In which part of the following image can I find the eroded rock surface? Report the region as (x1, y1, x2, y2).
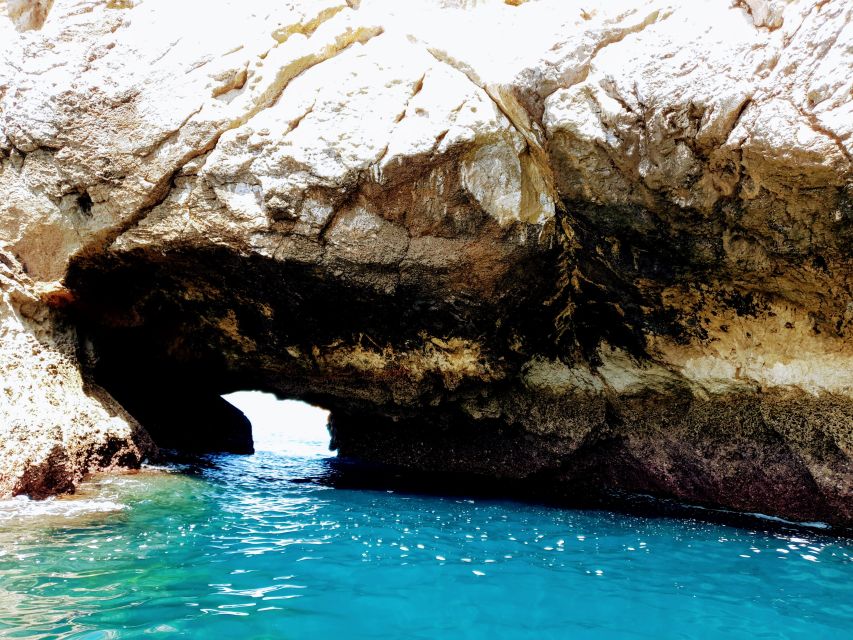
(1, 0, 851, 525)
(0, 247, 153, 497)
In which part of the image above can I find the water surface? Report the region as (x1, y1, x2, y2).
(0, 398, 851, 639)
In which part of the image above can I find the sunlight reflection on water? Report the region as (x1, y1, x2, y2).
(0, 394, 851, 639)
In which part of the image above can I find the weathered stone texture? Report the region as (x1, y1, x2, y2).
(1, 0, 851, 524)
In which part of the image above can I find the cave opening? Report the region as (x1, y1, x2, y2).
(222, 391, 332, 456)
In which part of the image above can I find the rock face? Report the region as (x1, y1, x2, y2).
(0, 247, 154, 497)
(1, 0, 851, 525)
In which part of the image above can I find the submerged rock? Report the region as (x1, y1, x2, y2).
(0, 0, 851, 524)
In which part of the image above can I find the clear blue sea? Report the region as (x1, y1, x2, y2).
(0, 395, 851, 639)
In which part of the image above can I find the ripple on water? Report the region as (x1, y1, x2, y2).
(0, 450, 851, 639)
(0, 494, 126, 522)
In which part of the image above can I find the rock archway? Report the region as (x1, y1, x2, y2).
(1, 0, 852, 526)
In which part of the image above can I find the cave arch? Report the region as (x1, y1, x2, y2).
(223, 391, 331, 455)
(63, 236, 853, 529)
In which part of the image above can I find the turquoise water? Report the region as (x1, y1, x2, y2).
(1, 408, 852, 639)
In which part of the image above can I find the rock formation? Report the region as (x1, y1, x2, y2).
(1, 0, 851, 525)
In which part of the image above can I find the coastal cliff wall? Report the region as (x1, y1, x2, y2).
(1, 0, 851, 525)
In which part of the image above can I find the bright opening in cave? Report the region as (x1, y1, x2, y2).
(222, 391, 332, 455)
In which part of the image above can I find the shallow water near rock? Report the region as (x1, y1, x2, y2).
(1, 417, 852, 640)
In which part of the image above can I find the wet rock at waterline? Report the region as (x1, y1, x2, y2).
(1, 0, 851, 525)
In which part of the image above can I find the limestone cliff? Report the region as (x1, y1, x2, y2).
(1, 0, 851, 525)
